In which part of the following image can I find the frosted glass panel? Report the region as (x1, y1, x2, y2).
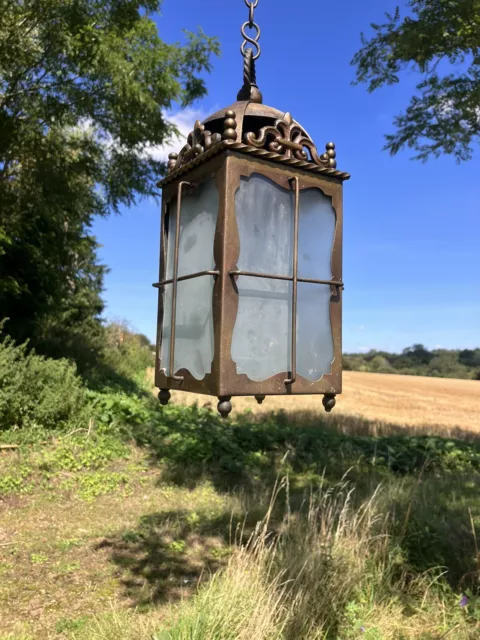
(160, 276, 215, 380)
(298, 188, 336, 281)
(231, 276, 292, 381)
(296, 283, 333, 381)
(165, 179, 218, 280)
(232, 179, 336, 382)
(235, 174, 294, 276)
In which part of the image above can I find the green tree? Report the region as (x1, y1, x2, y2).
(429, 350, 468, 378)
(0, 0, 219, 367)
(352, 1, 480, 161)
(459, 349, 480, 368)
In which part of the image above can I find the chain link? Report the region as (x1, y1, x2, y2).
(241, 0, 261, 61)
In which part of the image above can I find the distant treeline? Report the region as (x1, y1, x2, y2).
(343, 344, 480, 380)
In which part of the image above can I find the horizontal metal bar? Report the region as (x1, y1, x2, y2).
(229, 269, 343, 288)
(153, 270, 220, 288)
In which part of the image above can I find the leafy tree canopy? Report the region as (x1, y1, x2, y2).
(0, 0, 219, 366)
(343, 345, 480, 380)
(352, 0, 480, 161)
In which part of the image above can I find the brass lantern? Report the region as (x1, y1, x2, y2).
(154, 1, 350, 418)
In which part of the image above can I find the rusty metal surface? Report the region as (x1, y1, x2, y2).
(216, 153, 343, 398)
(228, 270, 343, 288)
(246, 112, 337, 169)
(155, 154, 228, 398)
(203, 101, 283, 126)
(155, 147, 344, 401)
(154, 0, 347, 411)
(153, 270, 219, 288)
(165, 107, 349, 181)
(161, 139, 350, 185)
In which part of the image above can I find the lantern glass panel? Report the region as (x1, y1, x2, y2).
(297, 283, 334, 380)
(232, 175, 336, 382)
(296, 188, 336, 381)
(232, 275, 292, 381)
(161, 276, 215, 379)
(298, 188, 336, 280)
(235, 174, 294, 276)
(160, 179, 218, 380)
(232, 174, 293, 380)
(164, 179, 218, 279)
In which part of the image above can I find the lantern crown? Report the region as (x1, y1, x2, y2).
(161, 1, 349, 186)
(161, 101, 350, 186)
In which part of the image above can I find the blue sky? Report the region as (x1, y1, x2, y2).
(92, 0, 480, 353)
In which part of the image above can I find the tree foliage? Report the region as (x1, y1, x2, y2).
(343, 344, 480, 379)
(352, 0, 480, 161)
(0, 0, 219, 366)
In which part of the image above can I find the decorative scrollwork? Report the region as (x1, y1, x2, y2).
(169, 120, 222, 173)
(244, 112, 337, 169)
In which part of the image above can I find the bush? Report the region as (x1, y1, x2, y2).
(0, 331, 86, 431)
(103, 322, 154, 381)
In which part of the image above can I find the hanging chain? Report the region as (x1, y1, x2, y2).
(238, 0, 263, 103)
(241, 0, 261, 61)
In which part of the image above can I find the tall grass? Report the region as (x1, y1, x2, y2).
(81, 479, 473, 640)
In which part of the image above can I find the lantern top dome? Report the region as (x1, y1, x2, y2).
(161, 100, 350, 186)
(160, 1, 350, 186)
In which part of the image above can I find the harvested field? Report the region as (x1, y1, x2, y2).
(161, 371, 480, 436)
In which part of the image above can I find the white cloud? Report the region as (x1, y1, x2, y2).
(143, 108, 210, 163)
(75, 107, 211, 164)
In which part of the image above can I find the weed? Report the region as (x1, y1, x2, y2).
(55, 616, 90, 633)
(167, 540, 186, 554)
(30, 553, 48, 565)
(56, 561, 81, 574)
(77, 472, 128, 502)
(56, 538, 81, 552)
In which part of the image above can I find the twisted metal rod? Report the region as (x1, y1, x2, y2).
(237, 0, 262, 103)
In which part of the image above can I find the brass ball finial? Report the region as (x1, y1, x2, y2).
(167, 152, 178, 173)
(222, 110, 238, 141)
(217, 396, 233, 419)
(326, 143, 337, 169)
(322, 394, 336, 413)
(159, 389, 171, 406)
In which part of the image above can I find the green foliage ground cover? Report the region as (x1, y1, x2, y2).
(2, 335, 480, 638)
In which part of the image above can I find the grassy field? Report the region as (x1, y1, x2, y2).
(1, 371, 480, 639)
(165, 370, 480, 435)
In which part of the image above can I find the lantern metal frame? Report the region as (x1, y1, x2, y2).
(154, 102, 350, 416)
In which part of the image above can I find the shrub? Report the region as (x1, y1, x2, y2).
(103, 322, 154, 381)
(0, 331, 86, 431)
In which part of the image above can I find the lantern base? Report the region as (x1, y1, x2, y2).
(158, 389, 171, 406)
(217, 396, 233, 419)
(255, 395, 266, 405)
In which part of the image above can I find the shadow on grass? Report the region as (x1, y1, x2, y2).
(127, 403, 480, 595)
(135, 404, 480, 491)
(96, 504, 267, 608)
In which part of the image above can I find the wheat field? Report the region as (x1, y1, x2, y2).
(159, 371, 480, 435)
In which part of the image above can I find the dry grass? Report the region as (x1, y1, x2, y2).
(153, 480, 476, 640)
(160, 371, 480, 436)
